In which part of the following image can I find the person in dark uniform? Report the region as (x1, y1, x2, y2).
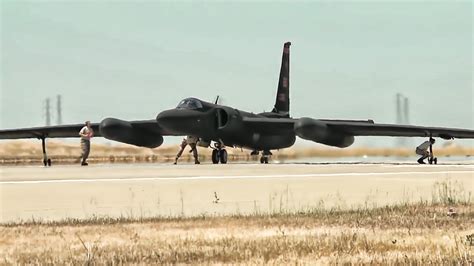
(78, 121, 93, 166)
(174, 136, 200, 164)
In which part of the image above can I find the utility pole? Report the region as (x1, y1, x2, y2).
(395, 93, 410, 125)
(403, 97, 409, 125)
(56, 95, 63, 125)
(396, 93, 403, 125)
(45, 98, 51, 126)
(403, 96, 411, 148)
(395, 93, 410, 147)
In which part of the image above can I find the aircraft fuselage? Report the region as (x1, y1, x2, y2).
(156, 99, 296, 151)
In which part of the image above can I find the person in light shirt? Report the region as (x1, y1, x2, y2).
(415, 138, 435, 164)
(174, 135, 200, 165)
(78, 121, 94, 166)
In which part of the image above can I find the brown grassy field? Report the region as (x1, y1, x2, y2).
(0, 140, 472, 164)
(1, 202, 472, 264)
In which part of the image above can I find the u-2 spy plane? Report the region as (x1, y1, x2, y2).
(1, 42, 474, 165)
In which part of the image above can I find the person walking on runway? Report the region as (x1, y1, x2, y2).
(79, 121, 94, 166)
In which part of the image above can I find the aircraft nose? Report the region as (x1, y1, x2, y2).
(156, 109, 202, 132)
(156, 109, 176, 125)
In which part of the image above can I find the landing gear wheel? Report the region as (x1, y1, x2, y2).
(211, 149, 220, 164)
(212, 141, 228, 164)
(428, 136, 438, 165)
(43, 158, 52, 167)
(219, 149, 228, 164)
(250, 150, 259, 156)
(41, 137, 51, 167)
(259, 150, 271, 164)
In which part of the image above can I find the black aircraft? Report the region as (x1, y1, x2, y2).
(1, 42, 474, 165)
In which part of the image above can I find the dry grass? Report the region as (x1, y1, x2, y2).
(0, 140, 472, 165)
(1, 202, 472, 264)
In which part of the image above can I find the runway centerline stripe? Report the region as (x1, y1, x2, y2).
(1, 171, 472, 185)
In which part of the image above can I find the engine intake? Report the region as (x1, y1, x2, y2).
(99, 118, 163, 148)
(294, 117, 354, 148)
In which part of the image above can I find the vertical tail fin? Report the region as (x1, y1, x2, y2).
(272, 42, 291, 116)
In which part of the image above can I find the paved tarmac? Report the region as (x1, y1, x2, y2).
(1, 162, 472, 223)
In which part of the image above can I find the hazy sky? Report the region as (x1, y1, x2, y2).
(1, 1, 472, 147)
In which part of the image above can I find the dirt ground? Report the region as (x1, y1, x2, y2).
(1, 203, 472, 264)
(1, 139, 472, 164)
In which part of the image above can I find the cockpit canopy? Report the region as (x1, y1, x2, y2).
(176, 98, 203, 110)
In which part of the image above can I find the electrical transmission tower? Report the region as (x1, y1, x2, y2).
(44, 98, 52, 126)
(403, 97, 409, 125)
(56, 95, 63, 125)
(396, 93, 403, 125)
(395, 93, 410, 147)
(395, 93, 410, 125)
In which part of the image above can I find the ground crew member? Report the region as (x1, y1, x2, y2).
(79, 121, 93, 166)
(174, 136, 200, 164)
(415, 138, 435, 164)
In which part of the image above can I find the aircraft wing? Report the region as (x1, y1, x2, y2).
(0, 124, 101, 139)
(242, 117, 474, 139)
(0, 119, 172, 140)
(326, 121, 474, 139)
(242, 117, 296, 134)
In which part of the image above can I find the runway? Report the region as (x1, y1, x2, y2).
(1, 162, 473, 223)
